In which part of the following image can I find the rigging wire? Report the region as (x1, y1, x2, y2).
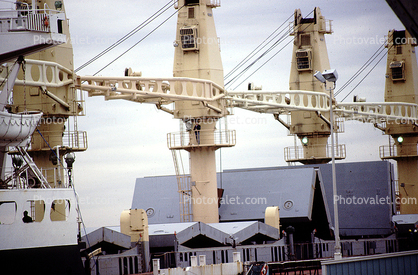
(340, 44, 392, 102)
(230, 33, 293, 90)
(92, 4, 185, 76)
(224, 12, 295, 81)
(74, 0, 174, 73)
(224, 28, 291, 89)
(227, 10, 315, 90)
(335, 41, 388, 98)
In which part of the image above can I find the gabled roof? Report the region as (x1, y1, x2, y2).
(209, 221, 280, 245)
(81, 227, 131, 255)
(149, 222, 229, 248)
(148, 221, 280, 249)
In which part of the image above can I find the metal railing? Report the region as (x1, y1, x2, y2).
(379, 143, 418, 159)
(173, 0, 221, 8)
(30, 130, 87, 151)
(167, 129, 236, 149)
(2, 158, 73, 189)
(0, 5, 65, 33)
(63, 130, 88, 151)
(284, 144, 346, 162)
(289, 18, 333, 35)
(207, 0, 221, 8)
(38, 166, 72, 188)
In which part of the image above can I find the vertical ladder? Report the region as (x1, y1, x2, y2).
(171, 149, 193, 222)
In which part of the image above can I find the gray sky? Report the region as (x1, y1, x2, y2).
(64, 0, 410, 227)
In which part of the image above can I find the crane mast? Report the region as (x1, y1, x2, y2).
(172, 0, 229, 223)
(381, 29, 418, 214)
(286, 8, 345, 164)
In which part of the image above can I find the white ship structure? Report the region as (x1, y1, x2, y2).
(0, 2, 83, 274)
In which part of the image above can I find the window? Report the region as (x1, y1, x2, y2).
(25, 200, 45, 222)
(188, 7, 195, 19)
(0, 201, 16, 224)
(50, 199, 70, 221)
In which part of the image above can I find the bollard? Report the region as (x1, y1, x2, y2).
(190, 256, 198, 267)
(199, 255, 206, 266)
(152, 259, 160, 275)
(233, 252, 241, 262)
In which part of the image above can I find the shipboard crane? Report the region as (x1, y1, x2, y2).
(77, 4, 418, 223)
(77, 0, 235, 224)
(380, 29, 418, 215)
(226, 8, 418, 166)
(286, 8, 345, 164)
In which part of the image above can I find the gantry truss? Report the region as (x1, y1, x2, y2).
(76, 76, 226, 106)
(0, 59, 88, 152)
(75, 75, 418, 127)
(226, 90, 418, 123)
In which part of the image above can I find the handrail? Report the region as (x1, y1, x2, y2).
(29, 130, 88, 151)
(0, 6, 65, 18)
(167, 129, 236, 149)
(284, 144, 346, 162)
(379, 143, 418, 159)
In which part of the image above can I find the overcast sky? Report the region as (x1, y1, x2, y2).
(62, 0, 412, 228)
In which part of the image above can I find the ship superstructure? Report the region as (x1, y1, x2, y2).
(8, 0, 87, 188)
(0, 1, 84, 273)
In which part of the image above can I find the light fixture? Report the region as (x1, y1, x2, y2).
(314, 69, 338, 83)
(301, 136, 309, 146)
(65, 152, 76, 169)
(314, 71, 326, 83)
(322, 69, 338, 82)
(54, 1, 63, 9)
(397, 136, 404, 144)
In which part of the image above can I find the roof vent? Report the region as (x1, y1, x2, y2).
(180, 26, 199, 51)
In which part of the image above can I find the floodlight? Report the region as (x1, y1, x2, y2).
(314, 71, 326, 83)
(322, 69, 338, 82)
